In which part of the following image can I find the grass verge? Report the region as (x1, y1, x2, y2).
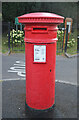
(66, 39, 77, 55)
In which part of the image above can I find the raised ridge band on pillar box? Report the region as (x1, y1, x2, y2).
(18, 12, 64, 110)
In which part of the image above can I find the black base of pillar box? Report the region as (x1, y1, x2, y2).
(25, 100, 55, 117)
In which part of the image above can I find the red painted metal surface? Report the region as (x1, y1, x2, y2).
(25, 43, 56, 109)
(18, 12, 64, 110)
(18, 12, 64, 23)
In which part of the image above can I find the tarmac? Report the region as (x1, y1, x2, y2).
(1, 53, 78, 119)
(2, 80, 77, 119)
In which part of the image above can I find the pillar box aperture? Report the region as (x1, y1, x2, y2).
(18, 12, 64, 110)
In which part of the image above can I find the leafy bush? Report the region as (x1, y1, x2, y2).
(5, 29, 76, 49)
(67, 38, 75, 48)
(57, 30, 76, 49)
(6, 29, 24, 46)
(57, 30, 64, 42)
(6, 29, 64, 46)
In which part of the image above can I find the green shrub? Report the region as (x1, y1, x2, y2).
(6, 29, 64, 46)
(57, 30, 64, 42)
(6, 29, 76, 49)
(67, 38, 75, 48)
(57, 30, 76, 49)
(6, 29, 24, 46)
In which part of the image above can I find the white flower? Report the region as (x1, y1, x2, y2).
(13, 29, 15, 33)
(13, 34, 14, 37)
(15, 40, 17, 42)
(62, 31, 64, 33)
(17, 35, 20, 37)
(72, 38, 75, 41)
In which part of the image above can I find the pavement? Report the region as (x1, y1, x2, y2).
(65, 52, 79, 58)
(1, 53, 78, 119)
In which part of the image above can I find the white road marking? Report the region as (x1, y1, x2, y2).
(16, 61, 25, 64)
(14, 64, 25, 66)
(18, 71, 25, 77)
(55, 79, 77, 86)
(2, 78, 25, 81)
(8, 61, 25, 77)
(1, 78, 77, 86)
(7, 60, 77, 86)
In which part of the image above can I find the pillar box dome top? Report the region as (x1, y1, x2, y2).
(18, 12, 64, 24)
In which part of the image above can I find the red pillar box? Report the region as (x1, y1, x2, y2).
(18, 12, 64, 110)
